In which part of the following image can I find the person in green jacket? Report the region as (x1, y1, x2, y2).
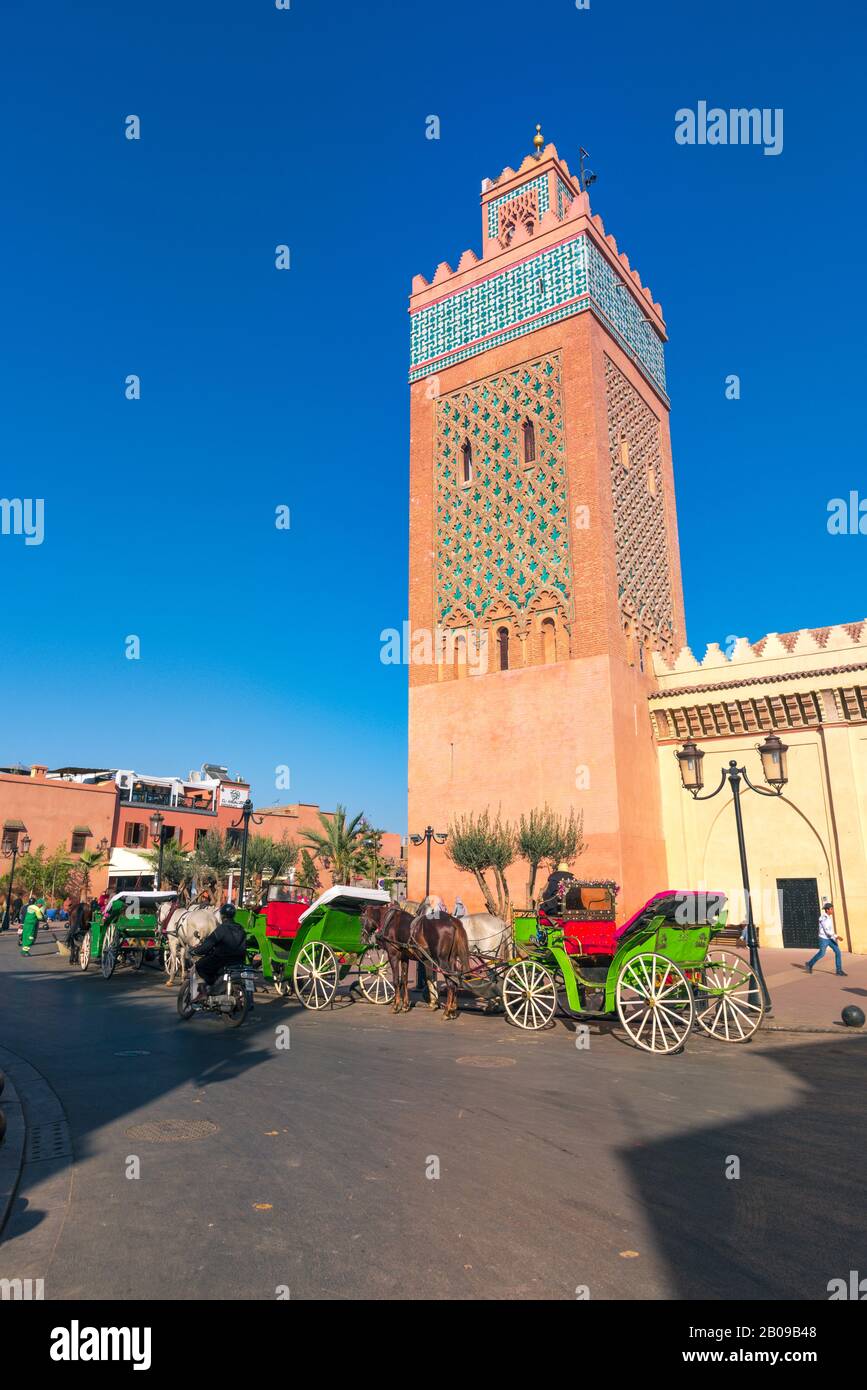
(20, 897, 46, 955)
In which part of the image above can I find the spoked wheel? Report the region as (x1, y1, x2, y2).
(616, 952, 694, 1054)
(78, 932, 91, 972)
(127, 949, 144, 971)
(177, 981, 195, 1020)
(693, 951, 764, 1042)
(293, 941, 338, 1010)
(357, 947, 395, 1006)
(222, 978, 250, 1028)
(100, 926, 118, 979)
(165, 949, 180, 985)
(502, 959, 558, 1030)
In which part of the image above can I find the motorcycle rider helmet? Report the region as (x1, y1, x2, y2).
(221, 901, 236, 918)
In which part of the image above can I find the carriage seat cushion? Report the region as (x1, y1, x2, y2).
(264, 901, 306, 938)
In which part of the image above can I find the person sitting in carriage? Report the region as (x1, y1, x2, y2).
(538, 862, 573, 918)
(188, 901, 248, 1000)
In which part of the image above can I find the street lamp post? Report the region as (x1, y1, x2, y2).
(149, 812, 167, 890)
(675, 734, 789, 1015)
(2, 822, 31, 932)
(409, 826, 448, 993)
(232, 799, 264, 908)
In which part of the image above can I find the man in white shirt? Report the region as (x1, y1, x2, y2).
(806, 902, 847, 976)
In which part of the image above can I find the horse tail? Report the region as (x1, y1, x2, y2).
(450, 921, 470, 976)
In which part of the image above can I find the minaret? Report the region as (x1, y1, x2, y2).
(407, 131, 685, 916)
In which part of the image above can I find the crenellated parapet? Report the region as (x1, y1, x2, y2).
(409, 140, 667, 400)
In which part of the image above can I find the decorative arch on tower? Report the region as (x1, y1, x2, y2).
(527, 588, 571, 664)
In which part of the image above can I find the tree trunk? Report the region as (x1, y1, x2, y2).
(472, 868, 498, 916)
(494, 867, 511, 920)
(526, 860, 541, 911)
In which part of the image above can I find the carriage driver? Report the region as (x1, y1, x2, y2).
(189, 902, 248, 999)
(538, 862, 573, 918)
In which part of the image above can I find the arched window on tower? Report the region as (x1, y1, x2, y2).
(461, 439, 473, 485)
(497, 626, 510, 671)
(453, 632, 467, 680)
(541, 616, 556, 664)
(522, 417, 536, 466)
(619, 431, 630, 470)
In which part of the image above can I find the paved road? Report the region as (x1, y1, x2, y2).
(1, 930, 865, 1300)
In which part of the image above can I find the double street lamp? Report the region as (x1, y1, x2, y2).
(409, 825, 448, 995)
(232, 798, 265, 907)
(676, 733, 789, 1014)
(2, 821, 31, 932)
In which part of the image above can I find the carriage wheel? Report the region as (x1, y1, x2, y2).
(101, 926, 118, 979)
(502, 960, 557, 1030)
(693, 951, 764, 1042)
(616, 952, 694, 1053)
(127, 949, 144, 971)
(164, 948, 179, 984)
(293, 942, 338, 1010)
(357, 948, 395, 1006)
(78, 933, 91, 972)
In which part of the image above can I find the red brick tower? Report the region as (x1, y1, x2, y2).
(407, 133, 686, 917)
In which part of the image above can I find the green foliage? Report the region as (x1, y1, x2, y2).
(303, 804, 366, 885)
(297, 848, 320, 893)
(142, 838, 193, 896)
(446, 809, 516, 916)
(192, 831, 236, 902)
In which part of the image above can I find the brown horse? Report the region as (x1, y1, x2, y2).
(360, 900, 470, 1020)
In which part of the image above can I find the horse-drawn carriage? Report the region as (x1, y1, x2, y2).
(362, 885, 764, 1053)
(238, 886, 396, 1009)
(76, 890, 178, 979)
(501, 889, 764, 1050)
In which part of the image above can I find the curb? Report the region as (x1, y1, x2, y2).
(0, 1052, 26, 1238)
(761, 1023, 867, 1036)
(0, 1046, 73, 1243)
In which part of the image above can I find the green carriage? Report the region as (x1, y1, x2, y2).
(496, 890, 764, 1052)
(238, 886, 395, 1010)
(77, 890, 177, 979)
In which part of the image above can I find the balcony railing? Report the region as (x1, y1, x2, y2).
(122, 788, 217, 814)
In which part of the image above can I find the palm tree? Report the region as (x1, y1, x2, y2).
(142, 839, 193, 900)
(303, 805, 366, 886)
(192, 831, 236, 904)
(71, 847, 108, 902)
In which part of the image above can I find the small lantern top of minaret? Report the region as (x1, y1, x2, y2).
(532, 123, 544, 156)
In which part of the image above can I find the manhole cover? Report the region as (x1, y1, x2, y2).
(114, 1050, 151, 1057)
(455, 1055, 516, 1068)
(125, 1119, 219, 1143)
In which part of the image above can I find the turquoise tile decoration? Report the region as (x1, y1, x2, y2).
(410, 232, 667, 399)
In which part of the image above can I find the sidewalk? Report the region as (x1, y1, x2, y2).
(741, 945, 867, 1031)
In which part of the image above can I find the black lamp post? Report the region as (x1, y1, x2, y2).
(409, 826, 448, 993)
(2, 822, 31, 932)
(149, 811, 168, 889)
(232, 799, 264, 908)
(676, 734, 789, 1014)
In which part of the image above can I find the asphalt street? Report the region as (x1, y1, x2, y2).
(1, 929, 865, 1300)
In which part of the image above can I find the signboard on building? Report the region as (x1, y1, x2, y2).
(219, 785, 249, 809)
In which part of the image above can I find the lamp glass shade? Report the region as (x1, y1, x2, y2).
(21, 834, 31, 854)
(149, 811, 164, 839)
(758, 734, 788, 788)
(676, 740, 705, 792)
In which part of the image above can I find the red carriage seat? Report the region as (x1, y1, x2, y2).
(263, 900, 306, 940)
(537, 907, 619, 958)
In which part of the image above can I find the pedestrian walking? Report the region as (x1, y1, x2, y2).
(20, 897, 46, 955)
(805, 902, 847, 976)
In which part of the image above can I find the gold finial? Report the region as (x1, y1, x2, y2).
(533, 123, 544, 155)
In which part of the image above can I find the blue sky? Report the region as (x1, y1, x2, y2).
(1, 0, 864, 833)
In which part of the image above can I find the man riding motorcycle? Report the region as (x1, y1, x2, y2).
(189, 902, 248, 1000)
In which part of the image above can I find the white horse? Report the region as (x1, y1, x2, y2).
(420, 898, 511, 960)
(158, 901, 222, 984)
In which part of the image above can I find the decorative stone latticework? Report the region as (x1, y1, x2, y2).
(434, 353, 572, 645)
(605, 355, 674, 652)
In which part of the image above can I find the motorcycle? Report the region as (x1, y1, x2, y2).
(177, 961, 255, 1028)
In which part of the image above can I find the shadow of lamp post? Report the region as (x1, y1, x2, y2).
(2, 821, 31, 932)
(675, 734, 789, 1015)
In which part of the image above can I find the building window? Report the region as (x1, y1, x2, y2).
(195, 828, 209, 849)
(461, 439, 473, 485)
(522, 418, 536, 465)
(619, 431, 630, 469)
(453, 632, 468, 680)
(70, 832, 88, 854)
(124, 822, 147, 848)
(541, 616, 556, 664)
(638, 641, 645, 673)
(646, 463, 657, 497)
(497, 626, 510, 671)
(227, 828, 243, 850)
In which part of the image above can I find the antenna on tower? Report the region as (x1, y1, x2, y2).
(578, 146, 597, 194)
